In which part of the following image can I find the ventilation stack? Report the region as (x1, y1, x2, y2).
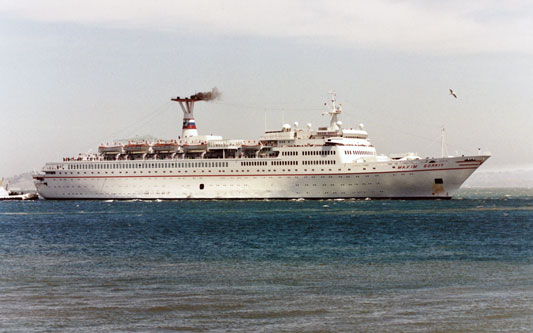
(171, 96, 202, 138)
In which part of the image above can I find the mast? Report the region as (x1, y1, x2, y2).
(324, 90, 342, 131)
(440, 128, 443, 158)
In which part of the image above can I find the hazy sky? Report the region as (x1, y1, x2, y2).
(1, 0, 532, 177)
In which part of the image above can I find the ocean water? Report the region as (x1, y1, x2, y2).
(1, 188, 533, 332)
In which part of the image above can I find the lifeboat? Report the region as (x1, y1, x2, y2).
(182, 141, 207, 152)
(123, 142, 150, 154)
(98, 144, 124, 154)
(241, 140, 262, 150)
(151, 140, 180, 153)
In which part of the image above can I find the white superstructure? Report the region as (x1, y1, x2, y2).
(33, 92, 490, 200)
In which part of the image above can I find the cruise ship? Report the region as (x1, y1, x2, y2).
(33, 91, 489, 200)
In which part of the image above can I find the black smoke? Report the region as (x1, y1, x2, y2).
(190, 87, 221, 101)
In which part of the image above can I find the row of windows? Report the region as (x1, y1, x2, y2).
(281, 151, 298, 156)
(65, 159, 310, 171)
(345, 150, 373, 155)
(271, 161, 298, 166)
(241, 161, 268, 166)
(302, 160, 336, 165)
(67, 161, 230, 170)
(302, 151, 335, 156)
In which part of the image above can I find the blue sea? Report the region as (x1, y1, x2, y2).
(1, 188, 533, 332)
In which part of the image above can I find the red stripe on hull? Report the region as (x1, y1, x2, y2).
(39, 166, 480, 180)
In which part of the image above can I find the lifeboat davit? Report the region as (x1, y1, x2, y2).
(241, 140, 262, 150)
(182, 141, 207, 152)
(123, 142, 150, 154)
(151, 140, 180, 153)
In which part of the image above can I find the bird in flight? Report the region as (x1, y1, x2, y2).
(449, 89, 457, 98)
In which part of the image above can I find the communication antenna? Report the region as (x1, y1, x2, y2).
(323, 90, 342, 131)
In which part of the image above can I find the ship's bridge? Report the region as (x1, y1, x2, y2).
(341, 128, 368, 139)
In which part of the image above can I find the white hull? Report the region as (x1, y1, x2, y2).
(34, 155, 488, 200)
(34, 91, 490, 200)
